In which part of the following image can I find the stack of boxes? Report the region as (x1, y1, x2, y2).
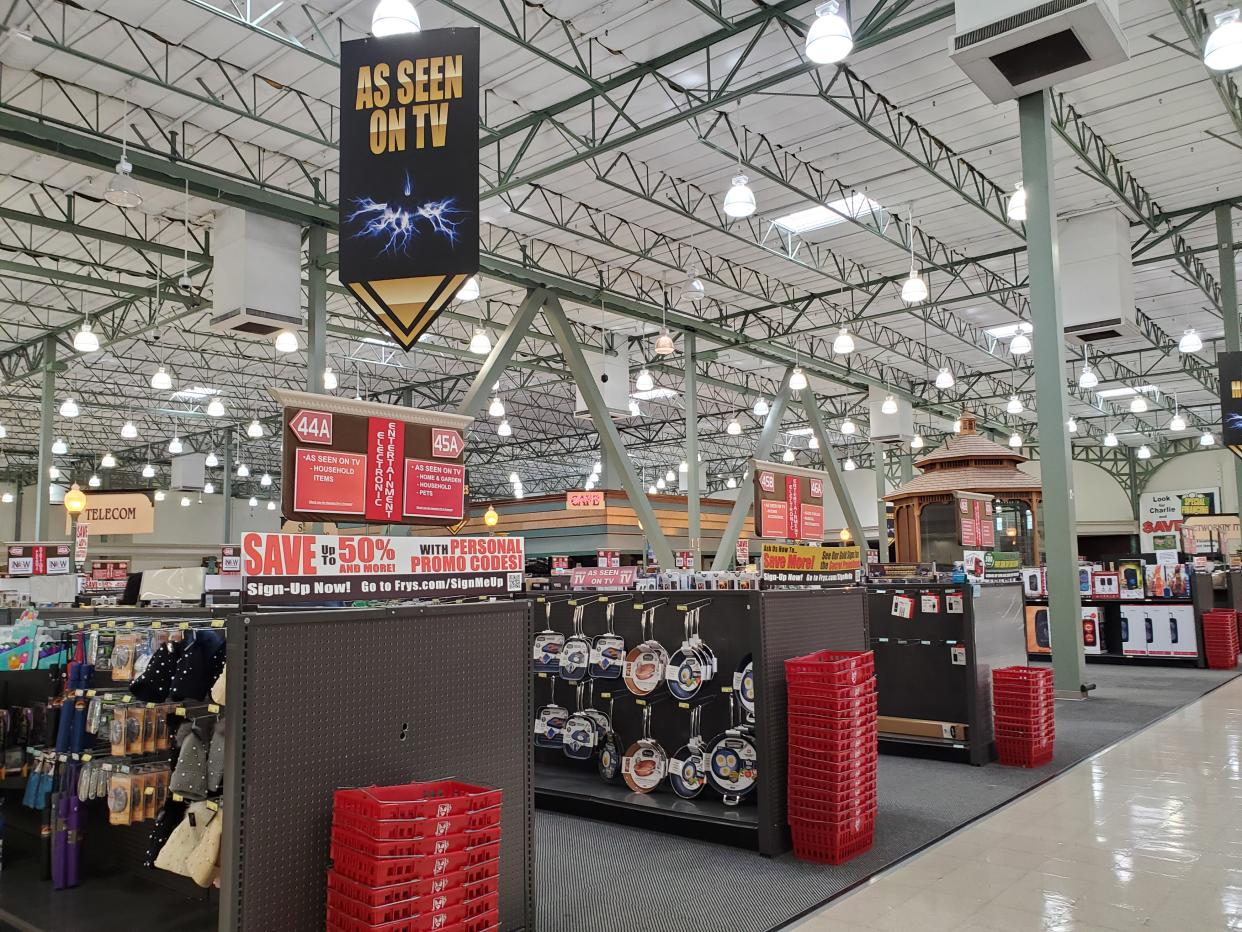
(326, 780, 502, 932)
(1203, 610, 1240, 669)
(784, 650, 878, 865)
(992, 666, 1055, 768)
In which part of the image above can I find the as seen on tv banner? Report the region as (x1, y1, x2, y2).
(750, 459, 826, 542)
(339, 28, 480, 349)
(272, 388, 471, 527)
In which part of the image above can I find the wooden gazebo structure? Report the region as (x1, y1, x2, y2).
(886, 414, 1043, 563)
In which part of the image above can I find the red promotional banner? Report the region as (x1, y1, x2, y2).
(761, 500, 789, 538)
(32, 546, 46, 576)
(367, 417, 405, 522)
(294, 449, 367, 515)
(785, 476, 801, 543)
(403, 459, 466, 520)
(801, 504, 824, 541)
(570, 566, 637, 589)
(752, 459, 829, 542)
(979, 500, 996, 548)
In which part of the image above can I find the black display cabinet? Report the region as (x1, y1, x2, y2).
(868, 581, 1026, 765)
(527, 588, 868, 856)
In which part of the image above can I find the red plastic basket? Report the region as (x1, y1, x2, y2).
(787, 690, 878, 718)
(333, 804, 501, 842)
(330, 840, 500, 887)
(790, 812, 875, 865)
(327, 875, 495, 926)
(789, 740, 877, 768)
(785, 650, 875, 686)
(326, 860, 499, 910)
(331, 824, 501, 861)
(327, 891, 498, 932)
(996, 736, 1054, 768)
(787, 678, 875, 701)
(334, 781, 502, 823)
(788, 760, 877, 790)
(993, 666, 1052, 684)
(1207, 652, 1239, 670)
(788, 786, 877, 819)
(788, 724, 875, 753)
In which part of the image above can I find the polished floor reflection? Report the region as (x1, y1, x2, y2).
(794, 676, 1242, 931)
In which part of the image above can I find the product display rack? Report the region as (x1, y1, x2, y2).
(221, 600, 534, 932)
(527, 588, 869, 855)
(867, 581, 1027, 766)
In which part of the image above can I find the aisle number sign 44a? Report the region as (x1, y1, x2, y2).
(291, 410, 333, 445)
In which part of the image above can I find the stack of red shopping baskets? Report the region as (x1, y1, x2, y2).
(992, 667, 1054, 768)
(1203, 610, 1240, 669)
(326, 780, 502, 932)
(785, 650, 877, 865)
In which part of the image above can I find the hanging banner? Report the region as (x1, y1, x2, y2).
(74, 523, 90, 566)
(954, 492, 994, 549)
(240, 532, 524, 605)
(339, 29, 480, 349)
(62, 491, 155, 535)
(1138, 487, 1219, 552)
(274, 389, 471, 526)
(751, 459, 826, 542)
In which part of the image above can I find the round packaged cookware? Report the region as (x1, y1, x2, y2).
(668, 707, 708, 800)
(621, 707, 667, 794)
(589, 601, 625, 679)
(562, 712, 598, 760)
(560, 602, 590, 682)
(598, 730, 623, 783)
(733, 654, 756, 719)
(705, 727, 758, 805)
(666, 605, 713, 700)
(623, 606, 668, 696)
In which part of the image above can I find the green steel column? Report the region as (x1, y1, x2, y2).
(1019, 90, 1085, 696)
(1217, 205, 1242, 510)
(307, 225, 327, 393)
(873, 443, 887, 562)
(802, 393, 867, 564)
(222, 430, 234, 543)
(684, 332, 701, 568)
(901, 452, 913, 485)
(34, 336, 56, 540)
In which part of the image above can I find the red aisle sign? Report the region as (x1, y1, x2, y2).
(761, 500, 789, 538)
(979, 500, 996, 548)
(431, 427, 464, 458)
(290, 409, 333, 445)
(404, 459, 466, 520)
(785, 476, 801, 542)
(294, 449, 366, 515)
(367, 417, 405, 522)
(801, 504, 824, 541)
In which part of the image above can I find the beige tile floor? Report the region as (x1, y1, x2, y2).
(794, 676, 1242, 932)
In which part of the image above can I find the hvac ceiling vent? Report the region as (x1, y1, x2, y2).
(207, 207, 304, 338)
(573, 346, 633, 421)
(950, 0, 1129, 104)
(1060, 209, 1140, 345)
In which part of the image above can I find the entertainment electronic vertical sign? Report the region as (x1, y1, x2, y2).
(339, 29, 480, 350)
(1220, 351, 1242, 461)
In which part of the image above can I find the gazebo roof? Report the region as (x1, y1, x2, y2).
(887, 414, 1040, 501)
(912, 414, 1028, 470)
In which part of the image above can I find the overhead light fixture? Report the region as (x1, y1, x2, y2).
(247, 419, 264, 439)
(260, 472, 272, 487)
(168, 436, 184, 455)
(1204, 9, 1242, 71)
(0, 425, 5, 439)
(104, 156, 142, 209)
(456, 275, 480, 302)
(1007, 182, 1027, 223)
(180, 496, 192, 508)
(843, 457, 856, 471)
(1067, 417, 1077, 434)
(1007, 395, 1024, 415)
(649, 484, 659, 495)
(789, 367, 808, 392)
(488, 396, 505, 418)
(267, 500, 276, 511)
(809, 435, 819, 449)
(653, 329, 676, 356)
(935, 367, 955, 390)
(178, 271, 192, 290)
(154, 488, 166, 501)
(901, 270, 928, 305)
(206, 398, 226, 418)
(1009, 331, 1032, 355)
(679, 459, 689, 473)
(727, 476, 737, 489)
(840, 418, 856, 435)
(469, 329, 492, 355)
(48, 465, 60, 480)
(509, 472, 520, 484)
(323, 367, 339, 391)
(911, 434, 924, 450)
(1130, 395, 1149, 414)
(203, 481, 215, 494)
(727, 418, 742, 436)
(1078, 364, 1099, 390)
(142, 463, 156, 478)
(59, 397, 80, 418)
(497, 419, 512, 437)
(782, 448, 795, 463)
(1179, 329, 1203, 354)
(804, 1, 853, 64)
(123, 423, 139, 442)
(248, 495, 258, 507)
(237, 463, 250, 478)
(0, 492, 11, 504)
(753, 397, 769, 417)
(585, 479, 596, 491)
(628, 399, 642, 417)
(665, 469, 676, 483)
(371, 0, 421, 36)
(832, 327, 855, 355)
(73, 321, 100, 353)
(687, 273, 706, 301)
(1201, 429, 1216, 447)
(101, 453, 117, 468)
(274, 330, 299, 354)
(1103, 431, 1118, 448)
(635, 369, 655, 393)
(52, 438, 68, 455)
(205, 451, 219, 468)
(151, 365, 173, 391)
(881, 395, 898, 415)
(1170, 411, 1187, 432)
(1137, 445, 1152, 460)
(722, 174, 756, 219)
(1008, 431, 1023, 448)
(656, 478, 667, 491)
(839, 527, 852, 542)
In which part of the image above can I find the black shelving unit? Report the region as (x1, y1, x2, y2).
(868, 581, 1026, 766)
(526, 588, 868, 856)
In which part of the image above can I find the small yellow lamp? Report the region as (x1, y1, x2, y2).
(64, 483, 87, 575)
(483, 506, 499, 528)
(839, 526, 851, 542)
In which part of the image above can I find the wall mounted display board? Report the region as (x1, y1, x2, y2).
(1138, 488, 1219, 552)
(271, 389, 471, 526)
(221, 601, 533, 931)
(750, 459, 827, 542)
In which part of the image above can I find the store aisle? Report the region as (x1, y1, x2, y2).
(794, 677, 1242, 931)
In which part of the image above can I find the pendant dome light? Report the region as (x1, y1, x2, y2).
(934, 367, 955, 390)
(687, 272, 706, 301)
(665, 469, 677, 483)
(203, 481, 214, 495)
(73, 321, 100, 353)
(840, 417, 856, 435)
(52, 438, 68, 455)
(168, 435, 184, 455)
(901, 212, 927, 304)
(323, 366, 339, 391)
(727, 476, 737, 489)
(274, 329, 299, 354)
(247, 418, 264, 439)
(1008, 431, 1023, 448)
(206, 397, 226, 418)
(88, 473, 102, 489)
(456, 275, 480, 302)
(260, 472, 273, 487)
(649, 484, 659, 495)
(267, 500, 277, 511)
(635, 369, 655, 393)
(1178, 328, 1203, 354)
(1137, 445, 1152, 460)
(101, 453, 117, 468)
(656, 477, 667, 491)
(727, 418, 742, 436)
(722, 174, 756, 219)
(59, 397, 80, 418)
(1204, 9, 1242, 71)
(1078, 348, 1099, 389)
(653, 329, 676, 356)
(1007, 395, 1024, 415)
(249, 496, 258, 508)
(237, 463, 250, 478)
(372, 0, 420, 36)
(753, 397, 770, 417)
(1067, 417, 1078, 434)
(497, 419, 513, 437)
(48, 465, 60, 480)
(205, 451, 219, 468)
(121, 420, 139, 439)
(0, 492, 10, 504)
(1170, 410, 1187, 432)
(629, 399, 642, 417)
(1201, 429, 1216, 447)
(1009, 330, 1032, 355)
(881, 395, 898, 415)
(1103, 431, 1118, 448)
(809, 435, 819, 449)
(1007, 181, 1027, 222)
(142, 462, 156, 479)
(104, 89, 143, 209)
(180, 496, 192, 508)
(832, 326, 855, 355)
(488, 396, 505, 418)
(469, 328, 492, 355)
(789, 367, 808, 392)
(151, 365, 173, 391)
(804, 1, 853, 64)
(843, 457, 856, 471)
(911, 433, 924, 450)
(782, 447, 795, 463)
(1129, 394, 1148, 414)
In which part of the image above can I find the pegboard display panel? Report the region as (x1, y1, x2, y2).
(222, 603, 533, 932)
(755, 588, 870, 854)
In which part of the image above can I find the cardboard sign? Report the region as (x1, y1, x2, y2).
(551, 555, 570, 574)
(751, 459, 827, 541)
(220, 546, 242, 575)
(241, 532, 524, 605)
(596, 550, 621, 568)
(62, 491, 155, 535)
(566, 490, 606, 510)
(7, 544, 70, 576)
(339, 29, 480, 349)
(1139, 488, 1219, 552)
(955, 492, 994, 549)
(75, 522, 90, 565)
(759, 543, 861, 573)
(570, 566, 637, 589)
(735, 537, 750, 567)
